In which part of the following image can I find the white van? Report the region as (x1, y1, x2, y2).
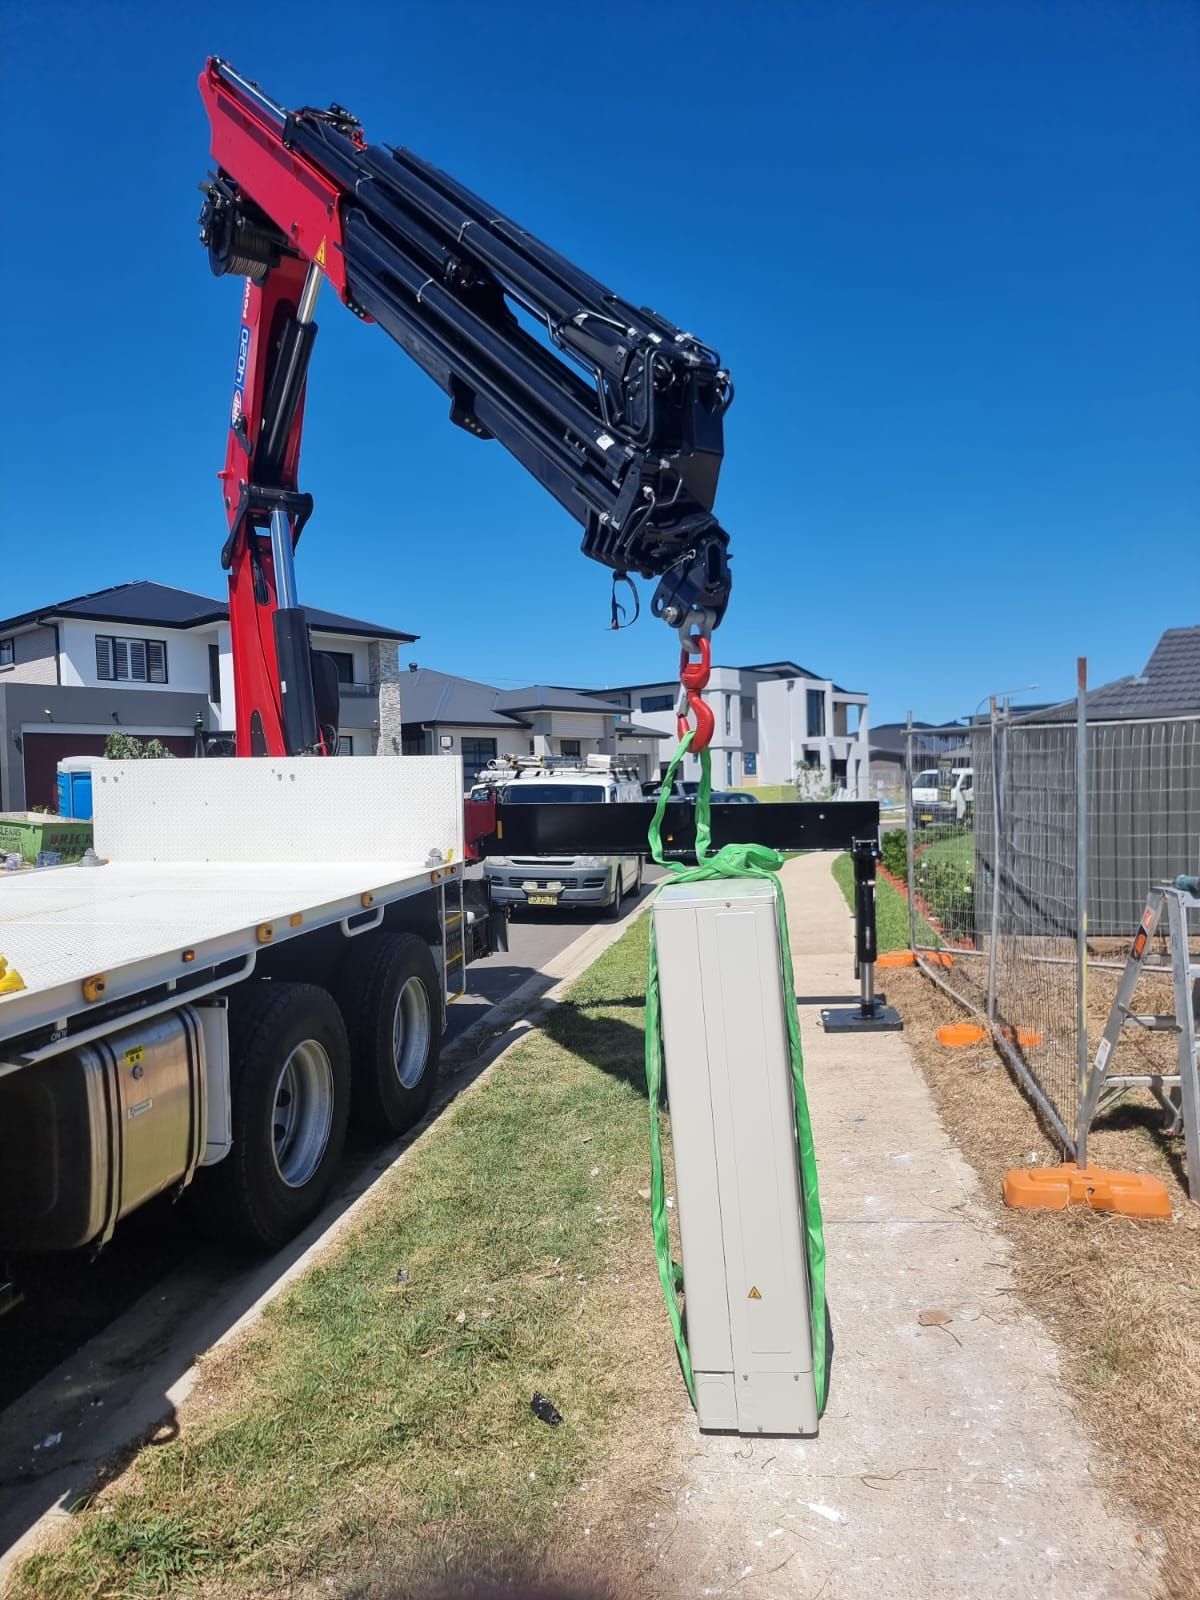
(483, 755, 643, 916)
(911, 766, 973, 824)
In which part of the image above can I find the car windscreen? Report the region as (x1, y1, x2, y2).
(501, 784, 609, 804)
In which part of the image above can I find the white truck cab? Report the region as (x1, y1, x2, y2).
(483, 755, 643, 916)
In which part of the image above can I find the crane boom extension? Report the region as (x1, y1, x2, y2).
(198, 59, 733, 756)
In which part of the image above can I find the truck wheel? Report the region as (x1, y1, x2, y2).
(190, 982, 350, 1252)
(338, 933, 441, 1136)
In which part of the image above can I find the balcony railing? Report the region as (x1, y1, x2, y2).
(339, 681, 378, 699)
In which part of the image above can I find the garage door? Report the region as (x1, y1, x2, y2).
(21, 733, 194, 811)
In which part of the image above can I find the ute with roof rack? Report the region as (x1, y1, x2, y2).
(480, 756, 644, 919)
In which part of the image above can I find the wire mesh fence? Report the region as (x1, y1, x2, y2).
(905, 705, 1200, 1157)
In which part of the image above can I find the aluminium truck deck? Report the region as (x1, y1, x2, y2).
(0, 758, 464, 1055)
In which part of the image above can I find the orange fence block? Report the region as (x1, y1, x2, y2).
(1000, 1025, 1044, 1049)
(936, 1022, 986, 1048)
(1003, 1163, 1172, 1220)
(876, 951, 916, 969)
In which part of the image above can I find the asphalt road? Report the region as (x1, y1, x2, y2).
(0, 867, 663, 1414)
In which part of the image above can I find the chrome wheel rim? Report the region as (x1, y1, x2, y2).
(271, 1040, 334, 1188)
(392, 976, 432, 1090)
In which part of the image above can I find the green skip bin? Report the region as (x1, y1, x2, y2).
(0, 812, 94, 865)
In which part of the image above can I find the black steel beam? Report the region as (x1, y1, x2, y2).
(479, 801, 880, 864)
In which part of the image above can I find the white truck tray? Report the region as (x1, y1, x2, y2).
(0, 757, 463, 1045)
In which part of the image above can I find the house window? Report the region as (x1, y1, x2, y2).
(209, 643, 222, 704)
(461, 736, 497, 781)
(96, 635, 168, 684)
(0, 637, 13, 668)
(337, 735, 355, 755)
(640, 693, 674, 713)
(723, 695, 732, 737)
(401, 732, 426, 755)
(727, 751, 735, 786)
(806, 688, 825, 737)
(325, 650, 356, 684)
(561, 739, 581, 758)
(741, 695, 755, 723)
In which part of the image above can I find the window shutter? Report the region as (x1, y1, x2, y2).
(146, 640, 167, 683)
(127, 640, 148, 681)
(95, 636, 113, 680)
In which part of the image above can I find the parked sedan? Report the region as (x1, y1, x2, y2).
(641, 778, 687, 801)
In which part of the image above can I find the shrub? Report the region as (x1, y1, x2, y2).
(104, 732, 177, 760)
(914, 851, 975, 939)
(880, 828, 908, 880)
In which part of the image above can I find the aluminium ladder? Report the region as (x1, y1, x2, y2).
(1080, 878, 1200, 1203)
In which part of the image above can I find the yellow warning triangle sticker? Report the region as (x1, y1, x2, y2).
(315, 237, 327, 268)
(747, 1286, 762, 1300)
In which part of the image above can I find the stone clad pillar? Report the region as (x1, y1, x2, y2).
(369, 640, 403, 756)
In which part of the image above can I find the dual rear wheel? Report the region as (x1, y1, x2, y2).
(189, 934, 440, 1250)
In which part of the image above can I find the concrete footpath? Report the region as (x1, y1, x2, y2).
(645, 852, 1161, 1599)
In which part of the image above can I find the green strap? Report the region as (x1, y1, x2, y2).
(644, 735, 828, 1415)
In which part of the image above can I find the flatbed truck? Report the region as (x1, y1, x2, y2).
(0, 758, 478, 1253)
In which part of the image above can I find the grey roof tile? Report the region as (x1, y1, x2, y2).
(1025, 627, 1200, 721)
(495, 685, 626, 715)
(0, 580, 415, 642)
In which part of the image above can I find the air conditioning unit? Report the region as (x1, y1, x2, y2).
(653, 878, 820, 1436)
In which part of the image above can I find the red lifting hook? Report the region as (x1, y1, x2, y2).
(677, 634, 715, 753)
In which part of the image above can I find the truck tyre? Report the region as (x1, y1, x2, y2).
(189, 982, 350, 1252)
(338, 933, 441, 1136)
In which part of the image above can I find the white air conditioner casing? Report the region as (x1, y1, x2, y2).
(653, 877, 819, 1436)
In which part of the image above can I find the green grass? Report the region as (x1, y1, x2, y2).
(14, 922, 664, 1600)
(919, 830, 974, 871)
(831, 853, 927, 952)
(730, 783, 795, 803)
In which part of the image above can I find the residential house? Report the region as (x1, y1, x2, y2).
(581, 660, 871, 796)
(398, 668, 667, 782)
(0, 582, 414, 810)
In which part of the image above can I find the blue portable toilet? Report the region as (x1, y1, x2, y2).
(56, 756, 102, 821)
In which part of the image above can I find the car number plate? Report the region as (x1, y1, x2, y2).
(527, 893, 559, 906)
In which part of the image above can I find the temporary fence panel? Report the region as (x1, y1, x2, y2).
(905, 722, 989, 1016)
(993, 719, 1081, 1148)
(905, 708, 1200, 1160)
(1089, 718, 1200, 937)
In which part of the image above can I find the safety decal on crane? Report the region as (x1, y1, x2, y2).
(315, 236, 327, 268)
(747, 1285, 762, 1300)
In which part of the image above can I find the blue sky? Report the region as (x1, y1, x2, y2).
(1, 1, 1195, 723)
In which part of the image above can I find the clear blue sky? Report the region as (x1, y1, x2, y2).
(1, 1, 1195, 723)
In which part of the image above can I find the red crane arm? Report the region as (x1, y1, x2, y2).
(199, 62, 360, 756)
(197, 58, 735, 759)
